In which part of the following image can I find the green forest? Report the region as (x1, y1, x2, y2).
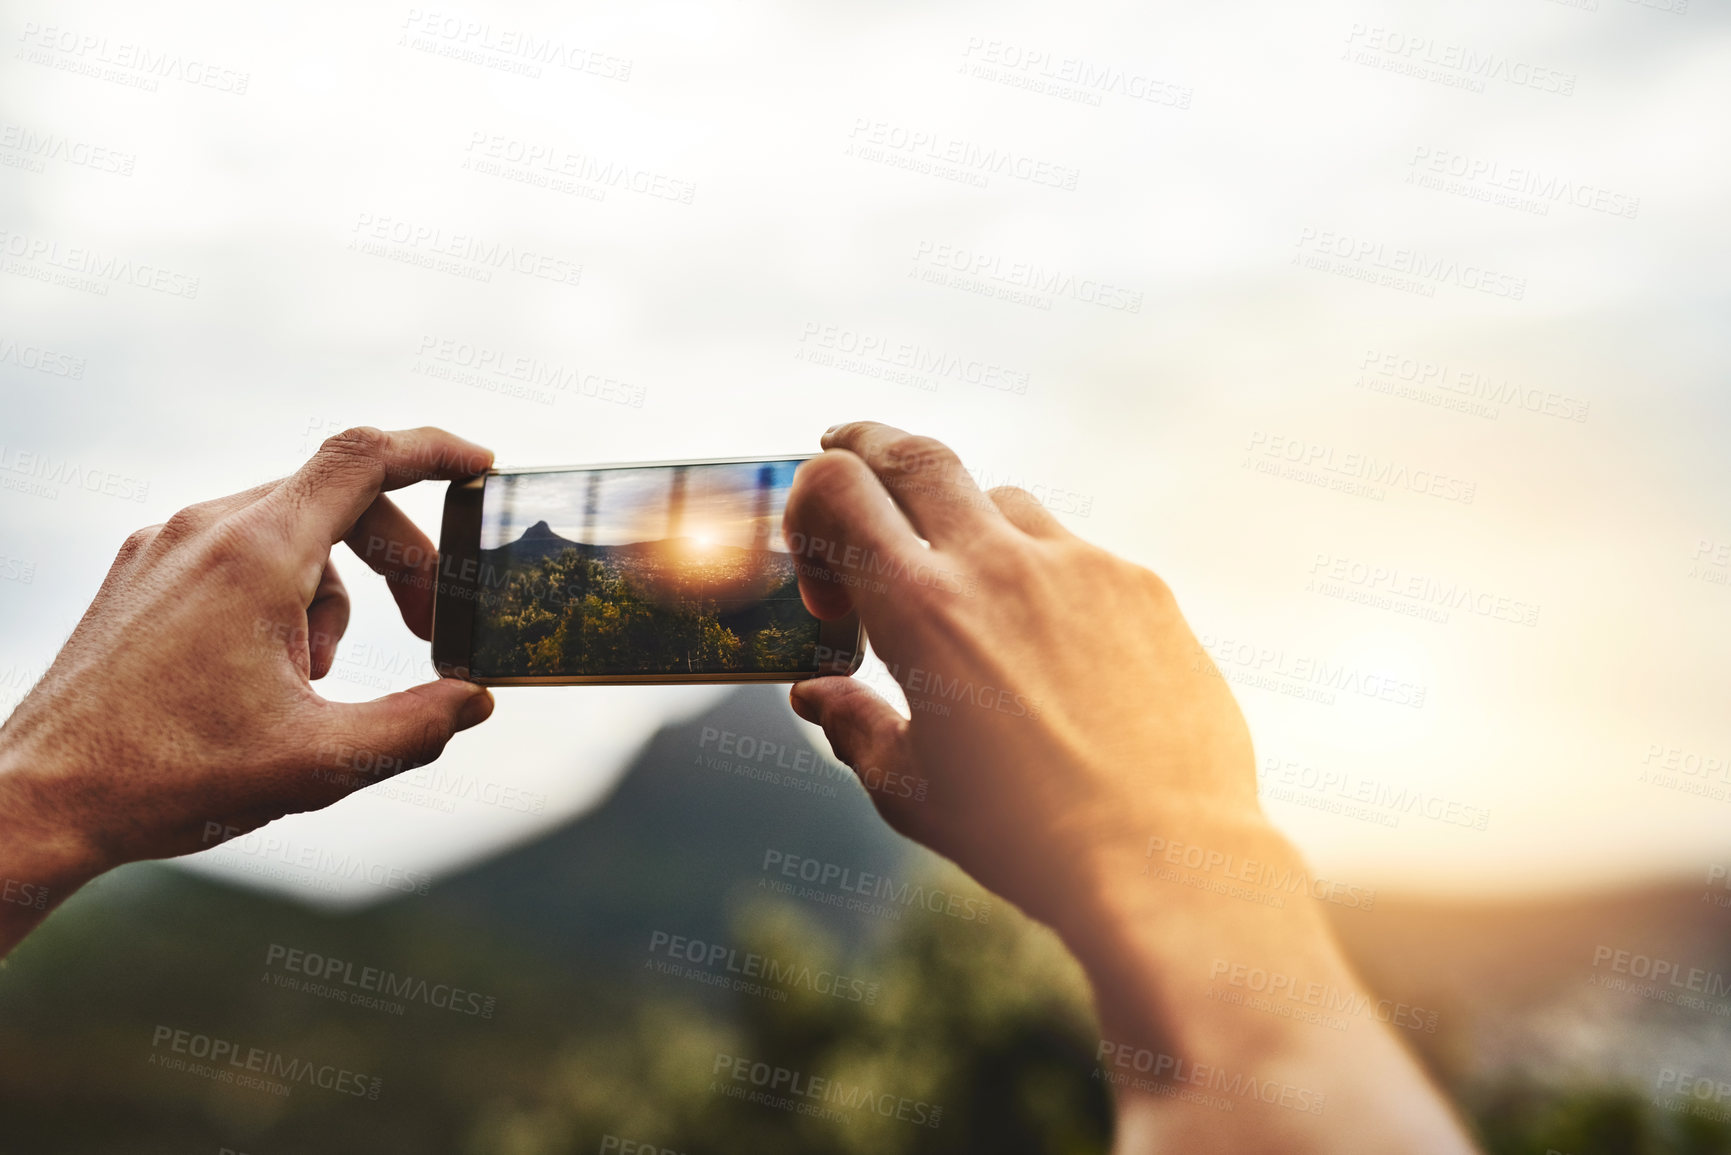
(472, 548, 820, 677)
(2, 859, 1721, 1155)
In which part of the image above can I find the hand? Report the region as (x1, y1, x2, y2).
(783, 422, 1478, 1153)
(0, 427, 496, 955)
(784, 420, 1262, 938)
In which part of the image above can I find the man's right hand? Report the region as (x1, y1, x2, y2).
(783, 421, 1479, 1154)
(784, 422, 1264, 936)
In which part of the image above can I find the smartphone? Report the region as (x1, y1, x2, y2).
(432, 455, 865, 685)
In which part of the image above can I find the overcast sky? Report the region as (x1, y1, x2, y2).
(2, 0, 1728, 906)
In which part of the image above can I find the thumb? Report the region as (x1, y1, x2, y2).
(790, 677, 922, 832)
(326, 679, 495, 779)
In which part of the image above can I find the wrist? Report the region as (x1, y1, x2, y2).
(1048, 811, 1352, 1053)
(0, 728, 109, 921)
(1048, 813, 1478, 1152)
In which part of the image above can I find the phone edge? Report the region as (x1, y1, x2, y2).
(431, 474, 485, 681)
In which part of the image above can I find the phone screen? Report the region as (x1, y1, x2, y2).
(466, 459, 823, 678)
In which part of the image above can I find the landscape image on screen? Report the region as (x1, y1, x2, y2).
(469, 460, 822, 677)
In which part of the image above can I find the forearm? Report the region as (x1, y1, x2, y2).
(1054, 824, 1480, 1154)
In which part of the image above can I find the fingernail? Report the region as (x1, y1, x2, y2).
(456, 686, 495, 730)
(821, 424, 844, 445)
(789, 685, 819, 723)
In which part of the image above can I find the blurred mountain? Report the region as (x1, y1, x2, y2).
(421, 683, 909, 963)
(1331, 881, 1731, 1094)
(0, 686, 931, 1155)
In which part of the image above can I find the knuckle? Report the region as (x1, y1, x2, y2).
(105, 525, 164, 583)
(196, 512, 269, 574)
(305, 427, 390, 494)
(1135, 563, 1176, 608)
(321, 425, 390, 460)
(410, 717, 452, 767)
(119, 525, 161, 557)
(157, 504, 209, 544)
(971, 535, 1038, 588)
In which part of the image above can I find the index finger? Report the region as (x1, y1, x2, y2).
(819, 422, 1001, 545)
(263, 426, 493, 560)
